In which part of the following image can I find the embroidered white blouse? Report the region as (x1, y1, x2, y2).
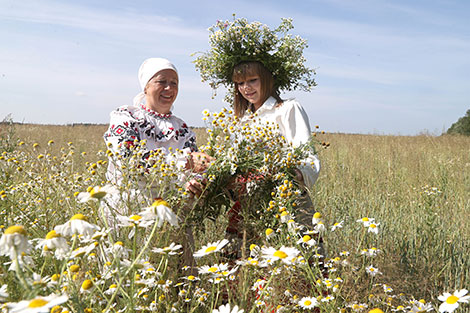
(103, 104, 197, 184)
(240, 96, 320, 190)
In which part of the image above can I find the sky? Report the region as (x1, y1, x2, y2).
(1, 0, 469, 135)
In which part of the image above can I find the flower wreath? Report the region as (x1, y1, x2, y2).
(193, 15, 317, 94)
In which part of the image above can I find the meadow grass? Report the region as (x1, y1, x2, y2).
(1, 122, 469, 311)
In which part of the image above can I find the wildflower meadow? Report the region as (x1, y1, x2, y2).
(0, 116, 469, 313)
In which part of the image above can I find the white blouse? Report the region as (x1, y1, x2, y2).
(240, 97, 320, 190)
(103, 104, 197, 185)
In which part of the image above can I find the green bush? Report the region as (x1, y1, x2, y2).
(447, 109, 470, 135)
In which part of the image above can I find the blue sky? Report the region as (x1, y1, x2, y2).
(1, 0, 469, 135)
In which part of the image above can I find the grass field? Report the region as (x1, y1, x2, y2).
(1, 121, 469, 312)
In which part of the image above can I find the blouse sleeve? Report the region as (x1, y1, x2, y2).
(103, 108, 159, 176)
(279, 100, 320, 190)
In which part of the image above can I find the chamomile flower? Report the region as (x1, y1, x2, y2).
(311, 212, 323, 225)
(297, 234, 316, 247)
(152, 242, 182, 255)
(54, 214, 100, 238)
(261, 246, 300, 265)
(367, 222, 380, 234)
(438, 289, 470, 312)
(36, 230, 70, 260)
(357, 217, 375, 227)
(0, 225, 31, 260)
(77, 184, 118, 202)
(138, 199, 179, 227)
(265, 228, 275, 239)
(331, 220, 344, 231)
(298, 296, 318, 309)
(0, 284, 8, 301)
(193, 239, 229, 258)
(7, 294, 68, 312)
(365, 265, 382, 276)
(212, 303, 244, 313)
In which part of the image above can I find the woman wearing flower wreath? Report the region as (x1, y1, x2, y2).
(104, 57, 212, 267)
(194, 17, 321, 258)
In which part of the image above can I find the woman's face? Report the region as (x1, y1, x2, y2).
(144, 69, 178, 114)
(236, 75, 263, 110)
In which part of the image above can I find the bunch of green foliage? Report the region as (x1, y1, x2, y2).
(447, 109, 470, 135)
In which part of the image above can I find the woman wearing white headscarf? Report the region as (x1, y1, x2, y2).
(104, 58, 210, 197)
(103, 58, 210, 269)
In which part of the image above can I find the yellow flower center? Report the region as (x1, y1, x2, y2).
(130, 215, 142, 221)
(90, 187, 107, 199)
(208, 266, 218, 273)
(273, 250, 288, 259)
(109, 284, 117, 289)
(70, 265, 80, 272)
(46, 230, 60, 239)
(304, 300, 312, 306)
(5, 225, 26, 235)
(313, 212, 322, 219)
(265, 228, 273, 236)
(205, 246, 217, 253)
(370, 224, 377, 228)
(303, 235, 311, 242)
(187, 275, 195, 281)
(446, 295, 459, 304)
(51, 305, 63, 313)
(28, 298, 49, 308)
(71, 214, 86, 221)
(362, 217, 369, 222)
(368, 309, 384, 313)
(152, 199, 169, 207)
(115, 241, 123, 246)
(81, 279, 93, 290)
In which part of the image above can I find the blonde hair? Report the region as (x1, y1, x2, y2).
(232, 61, 282, 117)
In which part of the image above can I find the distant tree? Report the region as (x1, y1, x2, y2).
(447, 109, 470, 135)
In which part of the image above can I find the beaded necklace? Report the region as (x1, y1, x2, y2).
(140, 104, 172, 119)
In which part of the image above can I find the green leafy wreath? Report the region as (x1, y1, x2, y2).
(193, 15, 317, 94)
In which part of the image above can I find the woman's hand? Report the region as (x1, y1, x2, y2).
(185, 177, 207, 198)
(186, 152, 214, 173)
(293, 168, 305, 186)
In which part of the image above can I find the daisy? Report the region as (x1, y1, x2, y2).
(366, 265, 382, 276)
(0, 225, 31, 260)
(0, 284, 8, 301)
(331, 220, 344, 231)
(357, 217, 375, 227)
(361, 247, 381, 257)
(265, 228, 275, 239)
(212, 303, 244, 313)
(7, 294, 68, 313)
(438, 289, 470, 313)
(409, 300, 433, 312)
(193, 239, 229, 258)
(367, 222, 380, 234)
(261, 246, 300, 265)
(80, 279, 94, 293)
(152, 242, 182, 255)
(297, 235, 316, 247)
(54, 214, 100, 238)
(298, 296, 318, 309)
(138, 199, 179, 227)
(36, 230, 70, 260)
(311, 212, 323, 225)
(314, 221, 326, 233)
(77, 184, 118, 202)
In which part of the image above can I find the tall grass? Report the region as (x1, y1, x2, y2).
(1, 123, 469, 310)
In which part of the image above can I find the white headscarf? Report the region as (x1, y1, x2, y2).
(133, 58, 178, 106)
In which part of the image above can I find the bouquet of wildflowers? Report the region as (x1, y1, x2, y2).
(189, 108, 321, 226)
